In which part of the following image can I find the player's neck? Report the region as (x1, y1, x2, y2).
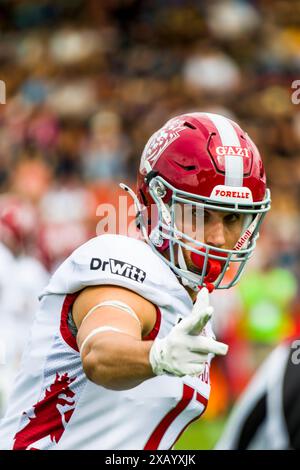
(184, 285, 197, 303)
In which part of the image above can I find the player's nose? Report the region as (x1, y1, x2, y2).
(205, 221, 226, 248)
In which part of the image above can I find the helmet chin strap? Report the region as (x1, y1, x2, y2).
(149, 189, 182, 250)
(177, 244, 200, 290)
(119, 183, 150, 243)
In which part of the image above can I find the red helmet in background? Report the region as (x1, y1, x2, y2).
(131, 112, 271, 291)
(0, 196, 38, 255)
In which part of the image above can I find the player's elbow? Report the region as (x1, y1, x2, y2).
(81, 348, 131, 391)
(82, 349, 114, 389)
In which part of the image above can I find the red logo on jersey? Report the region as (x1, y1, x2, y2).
(13, 373, 76, 450)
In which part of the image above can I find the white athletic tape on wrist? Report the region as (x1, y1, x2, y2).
(79, 326, 124, 357)
(81, 300, 141, 328)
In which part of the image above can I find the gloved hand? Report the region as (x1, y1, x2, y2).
(149, 287, 228, 377)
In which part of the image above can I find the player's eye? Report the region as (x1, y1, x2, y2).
(224, 213, 240, 224)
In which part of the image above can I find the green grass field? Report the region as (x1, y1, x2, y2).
(174, 417, 226, 450)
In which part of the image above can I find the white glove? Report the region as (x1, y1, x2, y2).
(149, 288, 228, 377)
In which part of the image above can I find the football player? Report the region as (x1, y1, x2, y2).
(0, 113, 270, 450)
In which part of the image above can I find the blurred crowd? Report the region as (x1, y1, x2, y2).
(0, 0, 300, 419)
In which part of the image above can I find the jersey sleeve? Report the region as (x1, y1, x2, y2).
(41, 234, 178, 308)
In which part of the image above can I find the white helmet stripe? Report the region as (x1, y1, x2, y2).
(225, 155, 243, 187)
(205, 113, 241, 146)
(205, 112, 244, 187)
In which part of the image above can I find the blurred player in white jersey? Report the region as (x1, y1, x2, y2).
(0, 239, 15, 411)
(0, 199, 49, 415)
(0, 113, 270, 450)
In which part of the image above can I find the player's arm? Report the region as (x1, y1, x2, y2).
(73, 285, 157, 391)
(73, 285, 228, 391)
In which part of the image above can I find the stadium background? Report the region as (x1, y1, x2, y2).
(0, 0, 299, 449)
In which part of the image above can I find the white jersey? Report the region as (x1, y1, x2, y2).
(0, 243, 16, 415)
(0, 253, 49, 417)
(0, 234, 213, 450)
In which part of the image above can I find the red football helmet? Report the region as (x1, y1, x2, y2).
(123, 112, 271, 291)
(0, 196, 38, 255)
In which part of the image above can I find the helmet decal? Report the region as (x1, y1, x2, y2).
(210, 185, 253, 203)
(205, 113, 245, 187)
(140, 118, 187, 174)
